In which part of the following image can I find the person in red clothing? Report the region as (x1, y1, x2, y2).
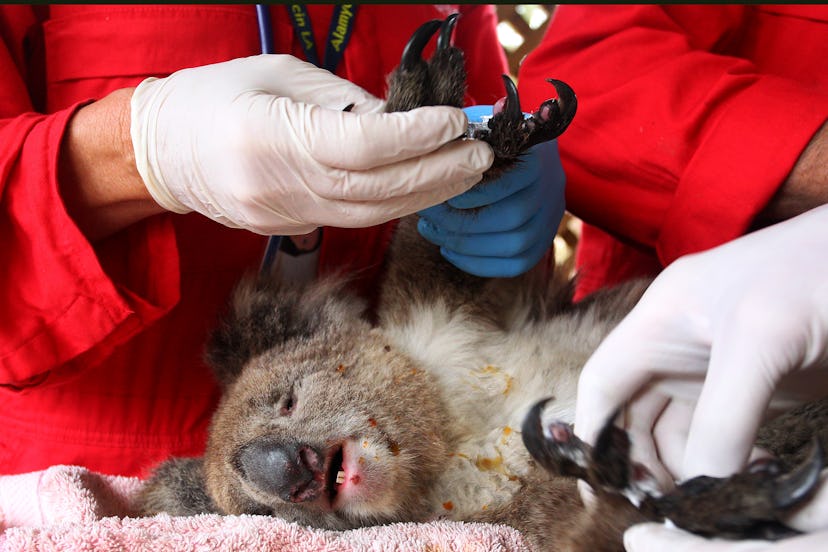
(0, 4, 545, 479)
(519, 6, 828, 550)
(519, 5, 828, 301)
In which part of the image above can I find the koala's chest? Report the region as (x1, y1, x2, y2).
(427, 362, 555, 519)
(385, 306, 582, 519)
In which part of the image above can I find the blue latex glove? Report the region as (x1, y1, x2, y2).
(417, 105, 566, 278)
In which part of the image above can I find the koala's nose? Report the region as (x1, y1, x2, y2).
(238, 439, 325, 503)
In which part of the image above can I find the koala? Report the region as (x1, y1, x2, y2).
(138, 227, 654, 549)
(138, 15, 827, 552)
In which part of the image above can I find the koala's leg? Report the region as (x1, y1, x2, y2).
(137, 458, 218, 516)
(379, 213, 577, 333)
(379, 15, 578, 328)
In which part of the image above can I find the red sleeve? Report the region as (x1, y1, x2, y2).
(519, 5, 828, 265)
(0, 7, 180, 388)
(457, 4, 509, 106)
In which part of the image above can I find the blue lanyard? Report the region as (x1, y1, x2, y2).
(255, 4, 357, 274)
(256, 5, 275, 54)
(287, 4, 358, 73)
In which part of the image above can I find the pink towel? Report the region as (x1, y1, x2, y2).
(0, 465, 529, 551)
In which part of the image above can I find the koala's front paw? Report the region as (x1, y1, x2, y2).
(384, 14, 576, 178)
(473, 77, 576, 177)
(138, 458, 218, 516)
(521, 399, 654, 501)
(522, 398, 826, 541)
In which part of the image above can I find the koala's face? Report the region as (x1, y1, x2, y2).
(203, 323, 451, 529)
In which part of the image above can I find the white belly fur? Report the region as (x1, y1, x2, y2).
(384, 299, 610, 519)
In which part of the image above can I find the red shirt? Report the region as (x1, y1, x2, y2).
(0, 4, 508, 476)
(519, 5, 828, 299)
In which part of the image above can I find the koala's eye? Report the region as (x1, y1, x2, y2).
(279, 391, 297, 416)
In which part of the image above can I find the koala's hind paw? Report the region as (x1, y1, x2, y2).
(521, 398, 826, 541)
(657, 439, 825, 540)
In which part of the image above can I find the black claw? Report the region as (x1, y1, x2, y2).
(501, 74, 523, 122)
(400, 19, 442, 71)
(521, 398, 591, 480)
(546, 79, 578, 125)
(592, 408, 623, 458)
(591, 408, 633, 490)
(772, 437, 825, 510)
(437, 13, 460, 50)
(521, 398, 553, 466)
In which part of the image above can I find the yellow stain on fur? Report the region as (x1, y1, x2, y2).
(501, 426, 512, 445)
(471, 365, 514, 396)
(475, 455, 503, 471)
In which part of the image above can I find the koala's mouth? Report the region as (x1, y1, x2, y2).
(325, 445, 345, 504)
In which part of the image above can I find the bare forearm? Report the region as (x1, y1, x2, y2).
(58, 88, 164, 241)
(754, 120, 828, 227)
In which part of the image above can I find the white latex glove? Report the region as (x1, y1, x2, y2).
(624, 524, 828, 552)
(575, 204, 828, 490)
(130, 54, 493, 235)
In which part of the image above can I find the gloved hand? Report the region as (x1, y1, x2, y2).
(624, 523, 828, 552)
(416, 104, 565, 278)
(574, 204, 828, 490)
(130, 55, 493, 235)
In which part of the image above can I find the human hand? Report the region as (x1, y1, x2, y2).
(130, 55, 493, 235)
(624, 523, 828, 552)
(574, 204, 828, 489)
(416, 105, 565, 278)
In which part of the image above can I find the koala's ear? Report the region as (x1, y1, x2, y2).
(205, 275, 368, 387)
